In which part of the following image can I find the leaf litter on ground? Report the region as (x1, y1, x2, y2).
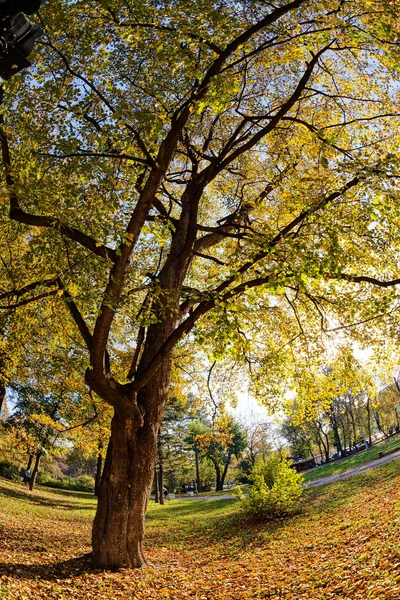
(0, 460, 399, 599)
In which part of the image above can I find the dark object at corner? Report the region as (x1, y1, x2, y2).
(0, 0, 43, 80)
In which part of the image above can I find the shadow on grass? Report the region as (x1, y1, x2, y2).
(0, 553, 96, 581)
(147, 497, 293, 552)
(38, 486, 96, 500)
(1, 461, 397, 581)
(147, 498, 237, 520)
(149, 462, 400, 554)
(0, 483, 94, 511)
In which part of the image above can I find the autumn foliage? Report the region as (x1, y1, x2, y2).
(0, 459, 399, 599)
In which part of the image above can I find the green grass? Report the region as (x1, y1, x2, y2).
(0, 456, 400, 599)
(303, 432, 400, 481)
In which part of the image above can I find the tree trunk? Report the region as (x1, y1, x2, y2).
(321, 430, 330, 462)
(366, 396, 372, 445)
(154, 468, 159, 503)
(339, 418, 347, 456)
(0, 384, 5, 414)
(195, 450, 202, 493)
(375, 412, 388, 438)
(91, 408, 159, 569)
(90, 242, 181, 568)
(315, 437, 323, 462)
(350, 408, 357, 447)
(214, 462, 222, 491)
(330, 410, 343, 457)
(158, 462, 164, 505)
(395, 407, 400, 433)
(94, 448, 103, 497)
(29, 451, 42, 491)
(26, 453, 34, 471)
(220, 454, 231, 490)
(315, 422, 329, 463)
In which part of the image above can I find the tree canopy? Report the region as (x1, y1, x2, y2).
(1, 0, 400, 568)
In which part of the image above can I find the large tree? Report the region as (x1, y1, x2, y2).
(1, 0, 400, 568)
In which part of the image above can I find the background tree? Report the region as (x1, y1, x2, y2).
(155, 396, 186, 503)
(280, 417, 317, 460)
(185, 419, 209, 493)
(198, 416, 247, 491)
(6, 385, 63, 489)
(375, 384, 400, 437)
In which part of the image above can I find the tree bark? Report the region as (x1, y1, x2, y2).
(365, 396, 371, 444)
(91, 407, 159, 568)
(214, 462, 222, 491)
(94, 447, 103, 497)
(26, 453, 34, 471)
(321, 429, 330, 462)
(330, 410, 343, 457)
(158, 462, 164, 505)
(153, 468, 159, 503)
(195, 450, 202, 493)
(349, 407, 357, 447)
(220, 454, 231, 490)
(29, 450, 42, 491)
(375, 412, 388, 438)
(0, 384, 5, 414)
(90, 176, 191, 567)
(395, 407, 400, 433)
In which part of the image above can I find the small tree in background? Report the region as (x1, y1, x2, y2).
(200, 416, 247, 491)
(239, 454, 304, 520)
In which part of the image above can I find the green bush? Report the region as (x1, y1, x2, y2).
(37, 473, 95, 492)
(0, 460, 20, 481)
(238, 454, 304, 520)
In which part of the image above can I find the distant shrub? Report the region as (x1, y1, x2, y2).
(0, 460, 20, 481)
(38, 473, 95, 492)
(238, 454, 304, 520)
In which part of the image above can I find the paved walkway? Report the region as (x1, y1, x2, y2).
(306, 447, 400, 488)
(174, 448, 400, 500)
(174, 492, 236, 501)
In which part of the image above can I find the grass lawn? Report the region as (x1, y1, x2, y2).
(0, 459, 400, 599)
(303, 433, 400, 482)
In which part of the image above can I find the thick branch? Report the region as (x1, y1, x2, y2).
(58, 281, 93, 352)
(134, 175, 363, 389)
(194, 180, 276, 253)
(0, 278, 58, 302)
(41, 151, 150, 165)
(8, 204, 117, 263)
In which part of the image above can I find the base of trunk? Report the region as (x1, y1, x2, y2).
(91, 411, 157, 569)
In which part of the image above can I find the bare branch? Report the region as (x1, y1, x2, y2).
(329, 273, 400, 288)
(0, 290, 58, 309)
(193, 251, 226, 266)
